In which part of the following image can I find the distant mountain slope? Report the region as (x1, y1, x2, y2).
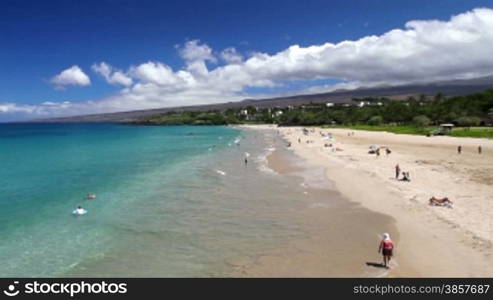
(37, 76, 493, 123)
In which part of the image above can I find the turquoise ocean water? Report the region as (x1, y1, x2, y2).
(0, 123, 310, 277)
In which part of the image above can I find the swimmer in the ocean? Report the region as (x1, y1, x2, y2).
(74, 206, 85, 215)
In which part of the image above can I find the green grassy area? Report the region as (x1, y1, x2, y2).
(322, 124, 493, 139)
(322, 124, 433, 135)
(448, 127, 493, 138)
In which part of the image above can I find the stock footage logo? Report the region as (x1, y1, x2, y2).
(3, 281, 20, 297)
(1, 280, 128, 298)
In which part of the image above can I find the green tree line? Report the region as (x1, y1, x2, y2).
(132, 88, 493, 127)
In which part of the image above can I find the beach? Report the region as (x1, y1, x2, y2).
(229, 141, 399, 277)
(2, 123, 492, 277)
(6, 123, 401, 277)
(239, 125, 493, 277)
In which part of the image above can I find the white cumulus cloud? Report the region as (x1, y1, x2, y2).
(129, 61, 180, 86)
(50, 65, 91, 89)
(92, 62, 133, 86)
(3, 8, 493, 120)
(179, 40, 216, 63)
(220, 47, 243, 64)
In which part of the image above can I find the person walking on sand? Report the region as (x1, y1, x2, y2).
(378, 233, 394, 268)
(478, 146, 482, 154)
(395, 164, 400, 179)
(457, 145, 462, 154)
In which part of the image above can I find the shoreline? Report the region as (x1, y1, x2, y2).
(241, 125, 493, 277)
(230, 128, 400, 277)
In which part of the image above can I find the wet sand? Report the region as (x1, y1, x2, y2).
(231, 136, 401, 277)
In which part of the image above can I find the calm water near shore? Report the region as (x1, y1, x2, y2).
(0, 124, 311, 276)
(1, 123, 395, 277)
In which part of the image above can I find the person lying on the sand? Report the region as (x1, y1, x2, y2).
(368, 145, 378, 154)
(429, 196, 453, 208)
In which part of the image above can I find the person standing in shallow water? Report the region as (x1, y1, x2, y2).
(378, 233, 394, 268)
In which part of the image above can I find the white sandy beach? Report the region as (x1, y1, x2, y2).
(243, 125, 493, 277)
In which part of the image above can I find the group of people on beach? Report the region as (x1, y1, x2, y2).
(394, 164, 410, 181)
(299, 128, 397, 269)
(457, 145, 483, 154)
(290, 128, 398, 268)
(368, 146, 391, 157)
(376, 147, 391, 157)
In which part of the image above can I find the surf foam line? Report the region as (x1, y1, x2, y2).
(256, 146, 278, 175)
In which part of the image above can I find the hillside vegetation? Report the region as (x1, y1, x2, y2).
(132, 89, 493, 138)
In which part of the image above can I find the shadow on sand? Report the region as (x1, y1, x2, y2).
(366, 262, 388, 269)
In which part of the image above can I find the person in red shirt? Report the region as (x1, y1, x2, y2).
(378, 233, 394, 268)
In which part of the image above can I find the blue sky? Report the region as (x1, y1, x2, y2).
(1, 0, 493, 120)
